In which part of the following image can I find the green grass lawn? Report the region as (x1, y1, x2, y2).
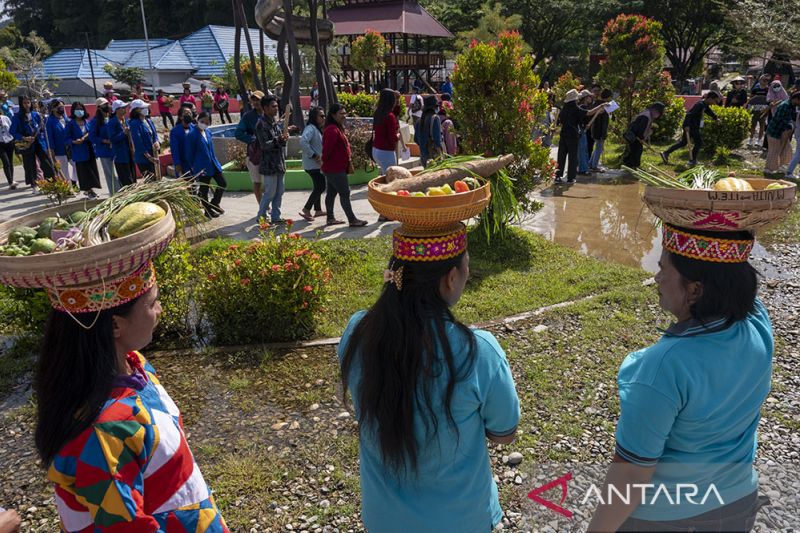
(601, 138, 751, 175)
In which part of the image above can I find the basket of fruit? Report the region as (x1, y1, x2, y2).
(368, 155, 514, 231)
(626, 165, 797, 232)
(0, 180, 204, 288)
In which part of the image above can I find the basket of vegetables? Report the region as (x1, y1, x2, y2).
(0, 180, 204, 288)
(368, 155, 514, 231)
(626, 165, 797, 232)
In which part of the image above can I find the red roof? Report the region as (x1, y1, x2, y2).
(328, 0, 453, 38)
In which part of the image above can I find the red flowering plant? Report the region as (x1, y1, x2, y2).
(451, 31, 554, 236)
(195, 222, 331, 345)
(597, 14, 667, 136)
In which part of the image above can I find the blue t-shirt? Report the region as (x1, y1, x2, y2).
(616, 299, 773, 521)
(339, 311, 520, 533)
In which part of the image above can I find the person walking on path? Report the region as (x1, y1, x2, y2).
(298, 107, 327, 222)
(170, 107, 195, 177)
(214, 87, 232, 124)
(255, 95, 288, 224)
(414, 95, 446, 168)
(0, 90, 13, 118)
(322, 103, 367, 227)
(662, 91, 721, 166)
(621, 102, 665, 169)
(372, 88, 400, 174)
(556, 89, 610, 182)
(46, 99, 74, 184)
(409, 86, 423, 128)
(339, 224, 520, 532)
(66, 101, 101, 199)
(88, 97, 119, 195)
(764, 91, 800, 174)
(0, 109, 16, 189)
(156, 89, 174, 130)
(11, 95, 55, 191)
(588, 88, 613, 172)
(234, 90, 265, 205)
(107, 100, 137, 187)
(187, 111, 226, 218)
(179, 84, 197, 109)
(199, 83, 214, 124)
(128, 99, 160, 176)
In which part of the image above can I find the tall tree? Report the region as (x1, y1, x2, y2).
(0, 30, 52, 97)
(456, 2, 523, 51)
(639, 0, 736, 86)
(282, 0, 304, 129)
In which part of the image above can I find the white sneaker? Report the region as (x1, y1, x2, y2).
(785, 174, 798, 180)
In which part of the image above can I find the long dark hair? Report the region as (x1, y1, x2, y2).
(35, 297, 140, 466)
(340, 252, 476, 475)
(668, 228, 758, 323)
(373, 88, 396, 126)
(94, 103, 109, 131)
(326, 103, 345, 130)
(70, 101, 86, 121)
(307, 106, 324, 132)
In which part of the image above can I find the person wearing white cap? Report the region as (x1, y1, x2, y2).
(88, 97, 120, 195)
(128, 99, 160, 176)
(106, 100, 137, 186)
(555, 89, 610, 183)
(725, 77, 748, 107)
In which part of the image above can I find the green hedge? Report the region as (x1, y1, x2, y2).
(649, 98, 685, 143)
(336, 92, 407, 119)
(702, 105, 750, 153)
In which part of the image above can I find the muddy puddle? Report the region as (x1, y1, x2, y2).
(525, 174, 771, 274)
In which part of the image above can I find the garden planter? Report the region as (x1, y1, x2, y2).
(222, 161, 379, 192)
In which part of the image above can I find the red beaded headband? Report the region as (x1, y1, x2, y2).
(47, 261, 157, 314)
(392, 226, 467, 262)
(662, 225, 753, 263)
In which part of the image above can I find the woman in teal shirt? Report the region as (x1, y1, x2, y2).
(339, 224, 520, 533)
(589, 225, 772, 532)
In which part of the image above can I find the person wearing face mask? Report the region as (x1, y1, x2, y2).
(107, 100, 137, 186)
(88, 97, 120, 195)
(46, 99, 74, 183)
(128, 99, 160, 176)
(66, 101, 101, 198)
(186, 111, 226, 218)
(170, 107, 195, 177)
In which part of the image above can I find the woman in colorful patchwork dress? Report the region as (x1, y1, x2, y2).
(588, 225, 772, 532)
(35, 260, 228, 532)
(339, 224, 521, 532)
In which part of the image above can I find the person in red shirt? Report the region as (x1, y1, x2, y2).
(156, 89, 174, 129)
(371, 88, 400, 174)
(179, 84, 197, 108)
(321, 103, 367, 227)
(214, 87, 232, 124)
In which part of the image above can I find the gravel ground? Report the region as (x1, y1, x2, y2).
(0, 239, 798, 532)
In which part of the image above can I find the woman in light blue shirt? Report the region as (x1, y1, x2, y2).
(339, 224, 520, 533)
(298, 107, 326, 222)
(589, 225, 772, 532)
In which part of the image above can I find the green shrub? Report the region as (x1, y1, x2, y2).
(151, 240, 195, 348)
(195, 226, 331, 345)
(714, 146, 732, 165)
(703, 105, 750, 153)
(0, 285, 49, 335)
(336, 92, 406, 120)
(551, 71, 582, 106)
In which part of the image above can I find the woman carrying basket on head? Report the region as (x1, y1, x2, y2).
(588, 224, 776, 531)
(339, 223, 521, 532)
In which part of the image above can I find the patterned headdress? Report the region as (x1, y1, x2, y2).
(385, 224, 468, 290)
(662, 225, 754, 263)
(47, 261, 157, 315)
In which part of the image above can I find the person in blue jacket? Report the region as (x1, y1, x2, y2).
(10, 94, 55, 191)
(45, 99, 74, 183)
(66, 101, 101, 198)
(88, 97, 119, 195)
(234, 90, 264, 204)
(106, 100, 137, 187)
(186, 111, 226, 218)
(169, 107, 194, 176)
(128, 99, 160, 176)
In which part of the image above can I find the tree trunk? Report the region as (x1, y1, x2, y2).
(321, 0, 337, 105)
(277, 30, 292, 109)
(260, 30, 268, 90)
(283, 0, 305, 129)
(237, 0, 262, 92)
(231, 0, 248, 107)
(308, 0, 329, 110)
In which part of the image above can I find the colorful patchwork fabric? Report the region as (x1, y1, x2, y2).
(662, 225, 754, 263)
(392, 225, 467, 262)
(47, 261, 157, 314)
(49, 351, 228, 533)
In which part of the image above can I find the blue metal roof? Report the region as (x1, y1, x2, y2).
(105, 39, 174, 52)
(44, 26, 278, 81)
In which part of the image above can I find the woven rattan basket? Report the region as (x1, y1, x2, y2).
(367, 177, 491, 231)
(0, 201, 175, 289)
(643, 179, 796, 232)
